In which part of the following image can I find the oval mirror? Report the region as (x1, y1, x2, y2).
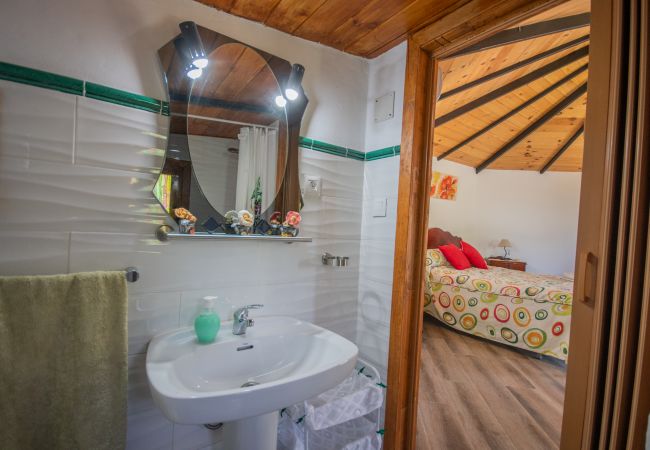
(155, 23, 306, 237)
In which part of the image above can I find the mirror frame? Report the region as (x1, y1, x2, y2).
(157, 24, 308, 233)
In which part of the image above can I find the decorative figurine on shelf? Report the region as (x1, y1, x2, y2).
(251, 177, 262, 217)
(281, 211, 301, 237)
(222, 210, 239, 234)
(268, 211, 282, 235)
(174, 207, 196, 234)
(235, 210, 254, 235)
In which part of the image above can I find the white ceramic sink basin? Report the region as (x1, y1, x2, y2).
(146, 316, 358, 425)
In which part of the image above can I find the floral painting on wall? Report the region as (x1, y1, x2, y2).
(430, 171, 458, 201)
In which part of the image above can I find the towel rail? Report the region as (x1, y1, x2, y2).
(125, 267, 139, 283)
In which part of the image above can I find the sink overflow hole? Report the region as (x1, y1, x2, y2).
(237, 344, 254, 351)
(204, 423, 223, 431)
(241, 381, 260, 388)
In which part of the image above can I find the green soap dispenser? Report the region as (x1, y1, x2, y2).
(194, 296, 221, 344)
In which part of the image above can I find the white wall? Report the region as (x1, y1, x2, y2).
(0, 0, 368, 152)
(357, 43, 406, 379)
(429, 159, 582, 275)
(364, 43, 406, 152)
(0, 1, 367, 448)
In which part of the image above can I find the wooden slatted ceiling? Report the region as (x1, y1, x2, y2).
(196, 0, 462, 58)
(433, 1, 589, 173)
(194, 0, 589, 58)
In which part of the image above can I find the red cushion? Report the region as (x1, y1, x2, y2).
(438, 244, 471, 270)
(461, 241, 488, 269)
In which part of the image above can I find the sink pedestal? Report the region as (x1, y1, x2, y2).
(223, 411, 279, 450)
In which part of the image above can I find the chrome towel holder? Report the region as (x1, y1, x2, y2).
(125, 267, 139, 283)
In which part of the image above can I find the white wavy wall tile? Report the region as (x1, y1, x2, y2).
(75, 97, 168, 173)
(128, 291, 181, 355)
(357, 156, 400, 379)
(0, 80, 75, 164)
(0, 231, 70, 275)
(0, 156, 170, 233)
(68, 232, 263, 294)
(299, 148, 364, 200)
(0, 80, 365, 450)
(127, 355, 174, 450)
(300, 195, 363, 240)
(362, 156, 400, 200)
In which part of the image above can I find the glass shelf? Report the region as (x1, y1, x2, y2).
(156, 226, 311, 243)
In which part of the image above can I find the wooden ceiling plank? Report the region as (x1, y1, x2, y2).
(475, 82, 588, 173)
(226, 0, 283, 23)
(440, 34, 589, 100)
(344, 0, 464, 57)
(539, 122, 585, 173)
(264, 0, 329, 33)
(435, 45, 589, 126)
(437, 62, 588, 160)
(292, 0, 370, 46)
(327, 0, 420, 50)
(445, 12, 591, 58)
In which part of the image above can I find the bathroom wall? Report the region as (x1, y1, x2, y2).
(0, 1, 367, 449)
(356, 43, 406, 379)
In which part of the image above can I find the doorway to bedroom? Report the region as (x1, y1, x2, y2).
(416, 1, 588, 448)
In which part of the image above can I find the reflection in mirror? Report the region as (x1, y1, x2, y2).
(155, 23, 307, 237)
(186, 43, 287, 216)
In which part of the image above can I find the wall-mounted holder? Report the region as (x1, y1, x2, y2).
(125, 267, 139, 283)
(322, 253, 349, 267)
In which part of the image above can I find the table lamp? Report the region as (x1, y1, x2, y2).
(498, 239, 512, 259)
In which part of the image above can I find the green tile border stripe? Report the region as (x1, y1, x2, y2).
(365, 145, 400, 161)
(0, 60, 401, 161)
(85, 82, 162, 114)
(0, 61, 84, 95)
(0, 60, 163, 113)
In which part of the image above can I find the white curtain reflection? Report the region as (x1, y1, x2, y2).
(235, 125, 278, 212)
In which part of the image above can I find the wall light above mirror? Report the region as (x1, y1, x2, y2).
(155, 21, 308, 242)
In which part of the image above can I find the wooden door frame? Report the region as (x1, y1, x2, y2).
(384, 1, 575, 448)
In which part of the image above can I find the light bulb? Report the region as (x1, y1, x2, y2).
(275, 95, 287, 107)
(187, 67, 203, 79)
(285, 88, 299, 101)
(193, 57, 208, 69)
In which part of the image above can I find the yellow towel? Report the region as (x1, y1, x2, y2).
(0, 271, 127, 450)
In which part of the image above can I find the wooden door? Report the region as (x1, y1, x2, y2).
(562, 0, 650, 448)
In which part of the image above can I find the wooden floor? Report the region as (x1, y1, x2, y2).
(416, 315, 567, 450)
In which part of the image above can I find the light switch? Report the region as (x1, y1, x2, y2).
(372, 197, 387, 217)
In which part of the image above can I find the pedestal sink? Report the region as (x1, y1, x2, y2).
(146, 316, 358, 450)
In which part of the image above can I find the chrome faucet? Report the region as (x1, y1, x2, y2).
(232, 304, 263, 335)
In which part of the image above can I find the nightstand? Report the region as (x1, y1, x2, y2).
(486, 257, 527, 272)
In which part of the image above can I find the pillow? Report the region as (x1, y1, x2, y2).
(426, 248, 450, 268)
(461, 241, 488, 269)
(438, 244, 471, 270)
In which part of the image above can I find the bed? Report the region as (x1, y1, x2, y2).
(423, 228, 573, 361)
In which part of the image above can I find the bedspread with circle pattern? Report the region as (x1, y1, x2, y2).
(424, 254, 573, 360)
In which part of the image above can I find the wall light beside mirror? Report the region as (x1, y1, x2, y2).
(155, 21, 310, 242)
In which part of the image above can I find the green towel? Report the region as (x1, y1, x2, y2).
(0, 271, 127, 450)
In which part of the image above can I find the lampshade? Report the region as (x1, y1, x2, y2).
(498, 239, 512, 248)
(285, 64, 305, 101)
(179, 21, 207, 69)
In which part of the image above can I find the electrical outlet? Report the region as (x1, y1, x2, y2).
(303, 175, 322, 197)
